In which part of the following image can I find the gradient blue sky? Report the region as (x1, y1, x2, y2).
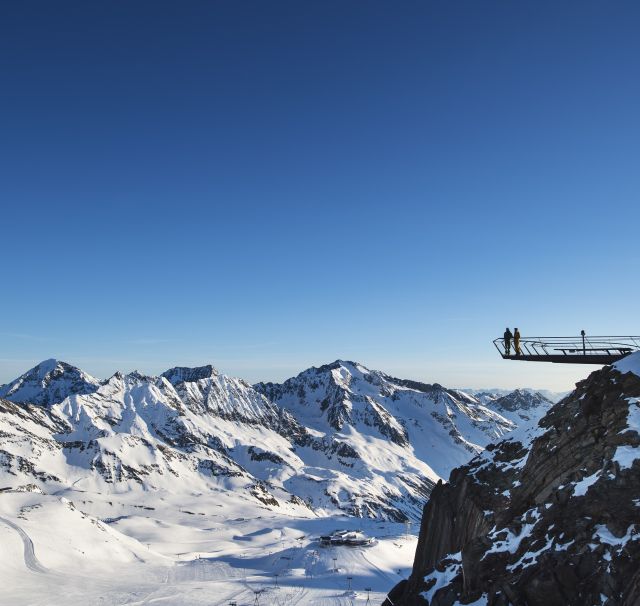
(1, 1, 638, 390)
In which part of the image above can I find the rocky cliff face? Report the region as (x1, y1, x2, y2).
(386, 356, 640, 606)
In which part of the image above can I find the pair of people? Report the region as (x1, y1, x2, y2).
(504, 327, 521, 356)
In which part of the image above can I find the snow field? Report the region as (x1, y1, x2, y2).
(0, 488, 416, 605)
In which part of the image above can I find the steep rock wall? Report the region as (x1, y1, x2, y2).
(386, 363, 640, 606)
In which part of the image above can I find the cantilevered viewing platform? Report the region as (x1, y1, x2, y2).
(494, 334, 640, 365)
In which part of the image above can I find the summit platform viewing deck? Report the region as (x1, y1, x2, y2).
(493, 335, 640, 365)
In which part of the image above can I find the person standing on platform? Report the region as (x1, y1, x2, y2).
(503, 328, 513, 356)
(514, 328, 521, 356)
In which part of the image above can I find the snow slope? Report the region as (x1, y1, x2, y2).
(0, 486, 415, 606)
(614, 351, 640, 377)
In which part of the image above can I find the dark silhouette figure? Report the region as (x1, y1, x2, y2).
(503, 328, 513, 356)
(514, 328, 521, 356)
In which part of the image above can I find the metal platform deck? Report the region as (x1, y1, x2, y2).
(493, 335, 640, 364)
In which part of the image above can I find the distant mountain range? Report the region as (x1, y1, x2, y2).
(461, 387, 569, 404)
(0, 359, 553, 521)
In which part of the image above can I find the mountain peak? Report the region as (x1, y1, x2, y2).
(0, 359, 100, 406)
(161, 364, 219, 385)
(314, 359, 358, 371)
(494, 388, 551, 409)
(30, 358, 78, 379)
(35, 358, 60, 375)
(256, 359, 515, 475)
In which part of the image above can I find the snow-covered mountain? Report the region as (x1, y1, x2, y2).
(463, 387, 567, 404)
(0, 358, 100, 406)
(1, 359, 526, 522)
(255, 360, 516, 478)
(480, 389, 553, 424)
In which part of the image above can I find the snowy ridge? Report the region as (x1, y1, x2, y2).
(486, 389, 553, 425)
(162, 365, 281, 423)
(0, 358, 526, 523)
(462, 387, 568, 405)
(256, 360, 516, 479)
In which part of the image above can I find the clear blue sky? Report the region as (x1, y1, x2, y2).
(1, 1, 638, 390)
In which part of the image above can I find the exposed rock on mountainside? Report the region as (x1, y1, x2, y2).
(490, 389, 553, 424)
(256, 360, 515, 479)
(162, 364, 285, 425)
(385, 354, 640, 606)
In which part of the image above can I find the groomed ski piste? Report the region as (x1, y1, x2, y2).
(0, 487, 416, 605)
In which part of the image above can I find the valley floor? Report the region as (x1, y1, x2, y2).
(0, 489, 416, 606)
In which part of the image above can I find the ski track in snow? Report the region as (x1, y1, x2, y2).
(0, 516, 48, 574)
(0, 455, 417, 606)
(0, 489, 415, 605)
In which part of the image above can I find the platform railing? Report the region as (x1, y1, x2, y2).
(493, 335, 640, 358)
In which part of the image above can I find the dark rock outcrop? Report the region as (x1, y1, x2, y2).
(386, 361, 640, 606)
